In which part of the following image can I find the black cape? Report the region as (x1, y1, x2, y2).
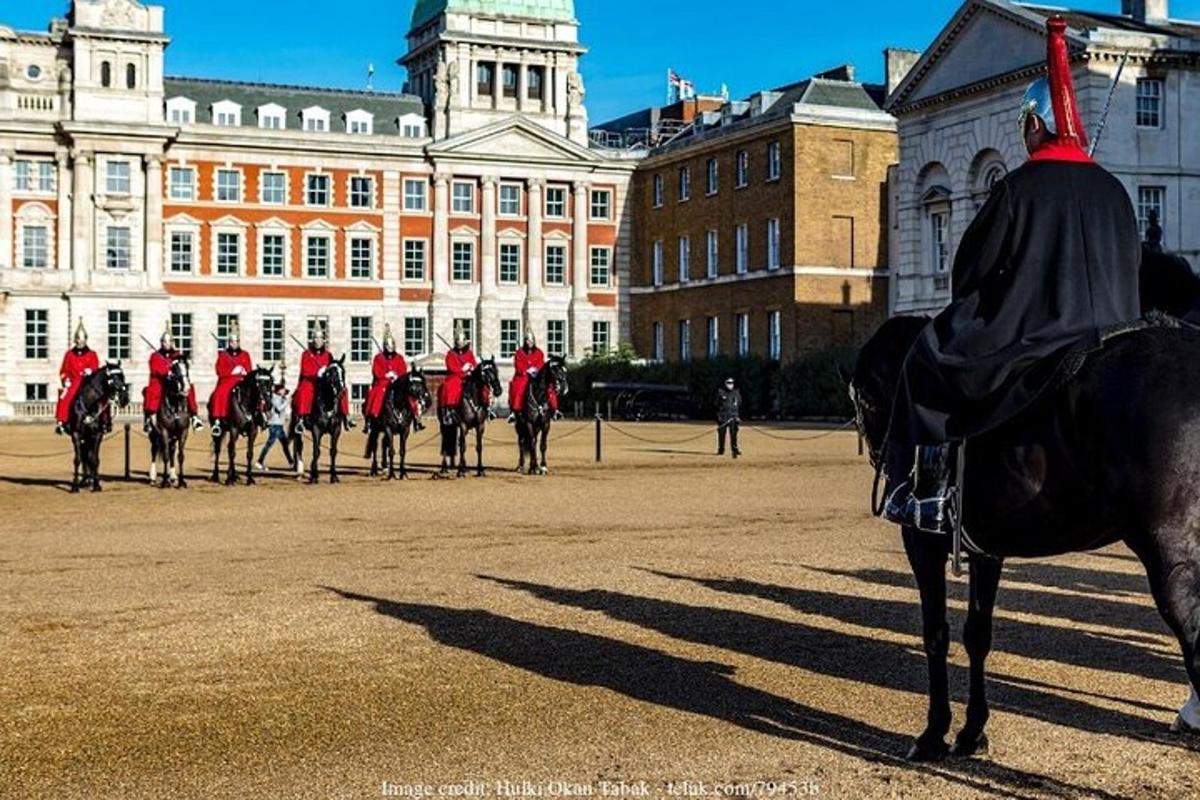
(891, 158, 1141, 448)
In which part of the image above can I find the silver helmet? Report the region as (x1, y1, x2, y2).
(1019, 76, 1056, 137)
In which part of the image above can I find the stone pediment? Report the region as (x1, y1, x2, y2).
(428, 116, 598, 165)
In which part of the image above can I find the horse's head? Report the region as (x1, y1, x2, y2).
(325, 355, 347, 395)
(167, 356, 191, 396)
(476, 358, 503, 397)
(100, 361, 130, 408)
(251, 366, 274, 407)
(848, 316, 928, 466)
(544, 356, 569, 398)
(406, 368, 433, 410)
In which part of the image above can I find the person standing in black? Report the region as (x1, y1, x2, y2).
(717, 377, 742, 459)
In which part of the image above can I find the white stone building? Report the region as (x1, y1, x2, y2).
(0, 0, 634, 419)
(887, 0, 1200, 315)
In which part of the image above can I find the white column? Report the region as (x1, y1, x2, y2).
(431, 172, 451, 343)
(526, 178, 544, 302)
(0, 151, 12, 270)
(72, 150, 94, 288)
(569, 180, 590, 358)
(56, 152, 71, 272)
(144, 155, 164, 289)
(480, 176, 498, 299)
(382, 169, 402, 300)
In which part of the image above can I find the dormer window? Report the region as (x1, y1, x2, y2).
(166, 97, 196, 125)
(346, 109, 374, 135)
(257, 103, 286, 130)
(212, 100, 242, 127)
(301, 106, 330, 133)
(398, 113, 426, 138)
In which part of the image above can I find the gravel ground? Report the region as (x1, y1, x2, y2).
(0, 420, 1196, 800)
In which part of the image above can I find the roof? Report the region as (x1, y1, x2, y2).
(1019, 3, 1200, 39)
(163, 77, 426, 135)
(411, 0, 576, 30)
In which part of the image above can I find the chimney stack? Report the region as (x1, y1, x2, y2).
(883, 48, 922, 97)
(1122, 0, 1169, 22)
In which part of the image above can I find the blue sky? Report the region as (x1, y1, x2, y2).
(9, 1, 1200, 121)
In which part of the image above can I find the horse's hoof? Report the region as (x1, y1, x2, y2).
(92, 484, 102, 493)
(905, 737, 949, 762)
(178, 480, 188, 489)
(70, 486, 80, 494)
(225, 477, 237, 487)
(539, 467, 548, 476)
(330, 476, 340, 484)
(950, 732, 989, 758)
(246, 478, 256, 487)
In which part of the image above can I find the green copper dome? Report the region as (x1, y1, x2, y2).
(411, 0, 576, 29)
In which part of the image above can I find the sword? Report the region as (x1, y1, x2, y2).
(435, 331, 454, 350)
(138, 334, 157, 350)
(289, 333, 307, 350)
(1089, 50, 1130, 158)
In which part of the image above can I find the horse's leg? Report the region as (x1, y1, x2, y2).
(367, 424, 379, 476)
(457, 426, 468, 478)
(225, 431, 238, 485)
(70, 436, 81, 493)
(903, 527, 952, 761)
(539, 423, 549, 475)
(149, 431, 160, 486)
(293, 430, 305, 479)
(309, 430, 321, 484)
(329, 428, 340, 484)
(177, 431, 188, 489)
(517, 421, 527, 473)
(245, 428, 257, 486)
(952, 555, 1003, 757)
(211, 429, 222, 483)
(398, 426, 408, 480)
(475, 425, 485, 477)
(88, 433, 102, 492)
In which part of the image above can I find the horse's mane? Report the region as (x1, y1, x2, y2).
(854, 316, 928, 396)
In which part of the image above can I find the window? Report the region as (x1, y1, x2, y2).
(25, 309, 48, 359)
(352, 384, 370, 403)
(767, 218, 781, 270)
(404, 317, 426, 357)
(678, 236, 690, 283)
(303, 108, 329, 132)
(767, 141, 782, 181)
(216, 232, 240, 275)
(350, 317, 373, 363)
(706, 158, 719, 195)
(930, 211, 949, 274)
(306, 174, 330, 206)
(545, 244, 566, 285)
(100, 61, 112, 88)
(261, 171, 286, 205)
(350, 176, 374, 208)
(678, 319, 691, 362)
(500, 319, 521, 358)
(502, 64, 519, 99)
(590, 189, 611, 220)
(499, 242, 521, 285)
(452, 241, 474, 282)
(260, 233, 286, 277)
(736, 313, 750, 357)
(214, 101, 242, 127)
(768, 311, 781, 361)
(26, 384, 49, 402)
(591, 321, 611, 356)
(499, 184, 521, 216)
(404, 240, 427, 281)
(306, 235, 331, 278)
(652, 240, 664, 286)
(476, 62, 495, 96)
(653, 174, 664, 208)
(349, 237, 375, 280)
(14, 160, 30, 191)
(452, 181, 475, 214)
(125, 63, 136, 90)
(38, 161, 54, 192)
(546, 320, 566, 357)
(262, 316, 284, 362)
(1137, 186, 1165, 240)
(404, 179, 428, 211)
(651, 322, 664, 361)
(107, 310, 131, 360)
(735, 224, 749, 274)
(736, 150, 748, 188)
(401, 120, 425, 138)
(347, 111, 373, 135)
(545, 186, 566, 218)
(454, 318, 474, 347)
(15, 161, 55, 193)
(106, 227, 131, 269)
(258, 106, 285, 129)
(679, 166, 691, 201)
(306, 317, 329, 342)
(169, 166, 194, 200)
(527, 67, 544, 100)
(590, 247, 611, 287)
(1136, 78, 1163, 129)
(707, 230, 719, 279)
(167, 98, 195, 125)
(106, 161, 131, 194)
(706, 316, 719, 358)
(171, 107, 192, 124)
(22, 226, 49, 269)
(217, 314, 240, 345)
(171, 313, 193, 358)
(169, 231, 194, 273)
(216, 169, 241, 203)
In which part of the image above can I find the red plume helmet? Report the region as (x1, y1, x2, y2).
(1046, 15, 1089, 151)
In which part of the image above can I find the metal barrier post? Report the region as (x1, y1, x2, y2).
(124, 423, 131, 479)
(594, 401, 602, 463)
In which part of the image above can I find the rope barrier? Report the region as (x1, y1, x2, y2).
(602, 421, 718, 445)
(741, 419, 856, 441)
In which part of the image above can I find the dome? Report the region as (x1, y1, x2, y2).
(411, 0, 576, 29)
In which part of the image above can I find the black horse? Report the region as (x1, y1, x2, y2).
(366, 370, 432, 480)
(290, 356, 347, 484)
(211, 367, 273, 486)
(850, 315, 1200, 760)
(67, 363, 130, 493)
(438, 359, 503, 478)
(148, 356, 194, 488)
(515, 355, 569, 476)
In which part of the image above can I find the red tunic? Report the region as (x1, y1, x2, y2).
(439, 347, 479, 408)
(143, 348, 198, 415)
(293, 348, 350, 417)
(56, 347, 101, 424)
(365, 352, 408, 418)
(209, 348, 254, 419)
(510, 346, 555, 413)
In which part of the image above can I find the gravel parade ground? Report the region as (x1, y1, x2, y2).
(1, 421, 1196, 799)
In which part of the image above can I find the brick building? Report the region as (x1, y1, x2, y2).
(602, 68, 896, 363)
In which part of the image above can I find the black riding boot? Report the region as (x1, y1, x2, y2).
(882, 444, 956, 535)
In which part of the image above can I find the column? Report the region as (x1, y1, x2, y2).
(0, 151, 12, 270)
(144, 154, 164, 289)
(381, 169, 402, 299)
(432, 173, 450, 295)
(55, 152, 72, 272)
(569, 180, 590, 358)
(480, 176, 498, 299)
(526, 178, 544, 302)
(71, 150, 94, 288)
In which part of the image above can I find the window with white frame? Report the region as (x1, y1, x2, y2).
(25, 309, 49, 359)
(651, 322, 664, 361)
(452, 181, 475, 214)
(257, 104, 285, 130)
(260, 232, 286, 277)
(930, 210, 949, 274)
(306, 235, 331, 278)
(351, 383, 370, 403)
(706, 158, 719, 195)
(1136, 78, 1164, 129)
(38, 162, 54, 192)
(22, 226, 49, 269)
(706, 316, 719, 358)
(404, 317, 426, 357)
(679, 166, 691, 201)
(735, 224, 749, 274)
(652, 240, 664, 286)
(678, 319, 691, 362)
(404, 178, 428, 211)
(14, 160, 30, 192)
(767, 218, 781, 270)
(350, 316, 373, 363)
(302, 107, 330, 132)
(350, 176, 374, 209)
(261, 171, 286, 205)
(106, 161, 131, 194)
(306, 174, 331, 206)
(216, 168, 241, 203)
(106, 226, 131, 269)
(499, 242, 521, 284)
(767, 310, 781, 360)
(707, 229, 719, 278)
(736, 313, 750, 356)
(26, 384, 49, 402)
(349, 236, 375, 279)
(546, 319, 566, 357)
(107, 310, 131, 360)
(14, 160, 55, 193)
(546, 243, 566, 285)
(499, 183, 522, 216)
(500, 319, 521, 358)
(1137, 186, 1165, 240)
(169, 231, 194, 273)
(346, 109, 374, 135)
(590, 189, 611, 220)
(590, 247, 611, 287)
(678, 236, 690, 283)
(216, 232, 241, 275)
(736, 150, 748, 188)
(169, 166, 194, 200)
(591, 321, 610, 355)
(767, 141, 782, 181)
(404, 240, 427, 281)
(171, 313, 193, 358)
(452, 241, 474, 282)
(399, 114, 426, 138)
(166, 97, 195, 125)
(652, 174, 664, 208)
(545, 186, 567, 218)
(213, 100, 241, 127)
(262, 316, 284, 362)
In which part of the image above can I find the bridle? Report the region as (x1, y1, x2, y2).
(849, 380, 889, 517)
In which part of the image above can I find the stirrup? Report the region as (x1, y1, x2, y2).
(211, 422, 223, 438)
(507, 414, 517, 425)
(909, 491, 958, 536)
(414, 419, 425, 431)
(55, 422, 66, 436)
(191, 418, 204, 431)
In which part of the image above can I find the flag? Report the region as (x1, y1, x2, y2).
(667, 68, 695, 102)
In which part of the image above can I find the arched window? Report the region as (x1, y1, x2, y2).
(100, 61, 112, 88)
(126, 63, 136, 89)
